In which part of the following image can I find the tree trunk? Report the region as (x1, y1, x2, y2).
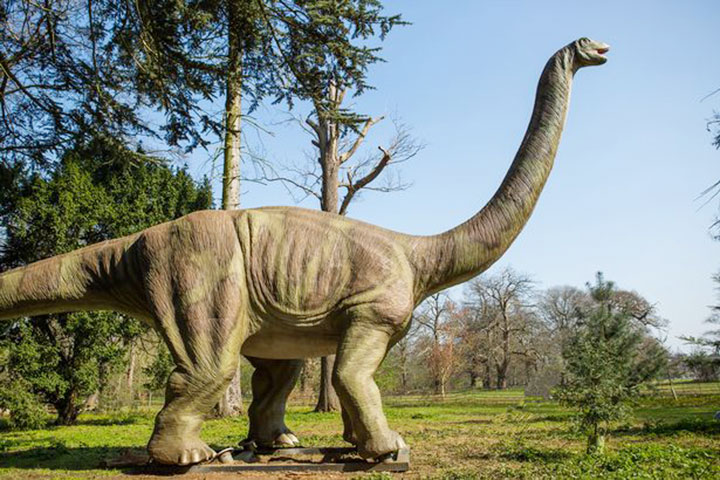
(667, 374, 678, 402)
(497, 377, 507, 390)
(96, 361, 110, 410)
(215, 363, 243, 417)
(299, 361, 307, 394)
(315, 116, 341, 412)
(586, 424, 605, 454)
(55, 388, 80, 425)
(499, 329, 510, 390)
(470, 372, 478, 388)
(525, 362, 534, 385)
(315, 355, 340, 412)
(400, 365, 408, 394)
(126, 342, 136, 400)
(496, 364, 508, 390)
(215, 0, 243, 417)
(221, 0, 242, 211)
(483, 363, 492, 390)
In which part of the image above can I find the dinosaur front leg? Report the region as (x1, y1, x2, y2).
(333, 323, 406, 459)
(245, 357, 302, 447)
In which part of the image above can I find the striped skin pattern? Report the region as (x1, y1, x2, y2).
(0, 38, 608, 465)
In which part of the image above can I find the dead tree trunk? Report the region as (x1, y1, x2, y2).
(315, 99, 341, 412)
(288, 81, 420, 412)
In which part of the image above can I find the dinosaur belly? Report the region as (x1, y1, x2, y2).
(241, 330, 338, 359)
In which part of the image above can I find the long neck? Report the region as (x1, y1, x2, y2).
(411, 47, 577, 297)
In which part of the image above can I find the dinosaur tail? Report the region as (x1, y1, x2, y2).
(0, 235, 145, 321)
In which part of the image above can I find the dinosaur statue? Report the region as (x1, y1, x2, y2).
(0, 38, 608, 465)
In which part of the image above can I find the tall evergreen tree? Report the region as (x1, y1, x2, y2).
(1, 0, 405, 181)
(681, 272, 720, 379)
(705, 90, 720, 235)
(2, 0, 407, 416)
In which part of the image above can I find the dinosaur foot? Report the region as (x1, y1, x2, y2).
(148, 435, 216, 466)
(240, 432, 301, 450)
(274, 432, 301, 447)
(357, 430, 407, 460)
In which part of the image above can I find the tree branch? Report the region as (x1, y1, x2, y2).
(259, 175, 322, 201)
(338, 146, 391, 215)
(338, 115, 383, 164)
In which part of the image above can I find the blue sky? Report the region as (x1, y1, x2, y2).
(187, 1, 720, 350)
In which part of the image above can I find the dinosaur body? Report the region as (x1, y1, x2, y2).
(0, 38, 609, 465)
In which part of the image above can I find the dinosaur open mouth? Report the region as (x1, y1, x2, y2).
(596, 47, 609, 55)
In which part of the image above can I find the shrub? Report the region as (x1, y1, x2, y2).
(0, 379, 47, 430)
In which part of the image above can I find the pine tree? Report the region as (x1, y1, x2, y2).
(556, 273, 667, 454)
(682, 271, 720, 379)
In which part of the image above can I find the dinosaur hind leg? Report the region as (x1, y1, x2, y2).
(140, 212, 248, 465)
(245, 357, 303, 447)
(148, 307, 245, 465)
(148, 361, 237, 465)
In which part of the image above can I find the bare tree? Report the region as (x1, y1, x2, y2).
(538, 286, 587, 333)
(457, 306, 492, 389)
(395, 335, 412, 394)
(610, 289, 666, 328)
(414, 293, 462, 396)
(535, 286, 588, 387)
(393, 318, 421, 394)
(261, 83, 423, 412)
(466, 268, 537, 390)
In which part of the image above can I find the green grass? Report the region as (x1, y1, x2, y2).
(0, 387, 718, 479)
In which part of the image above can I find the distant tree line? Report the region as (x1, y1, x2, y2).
(374, 269, 671, 398)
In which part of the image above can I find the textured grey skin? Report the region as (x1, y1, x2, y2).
(0, 38, 608, 465)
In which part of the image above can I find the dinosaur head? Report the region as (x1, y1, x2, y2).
(571, 37, 610, 68)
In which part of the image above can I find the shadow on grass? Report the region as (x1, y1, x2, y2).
(0, 445, 137, 471)
(498, 446, 573, 463)
(0, 445, 231, 475)
(616, 417, 720, 437)
(0, 414, 149, 432)
(450, 419, 492, 425)
(74, 415, 147, 427)
(470, 445, 573, 463)
(386, 400, 521, 410)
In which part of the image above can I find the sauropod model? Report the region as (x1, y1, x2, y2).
(0, 38, 609, 465)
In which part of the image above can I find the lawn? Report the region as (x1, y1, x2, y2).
(0, 387, 718, 479)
